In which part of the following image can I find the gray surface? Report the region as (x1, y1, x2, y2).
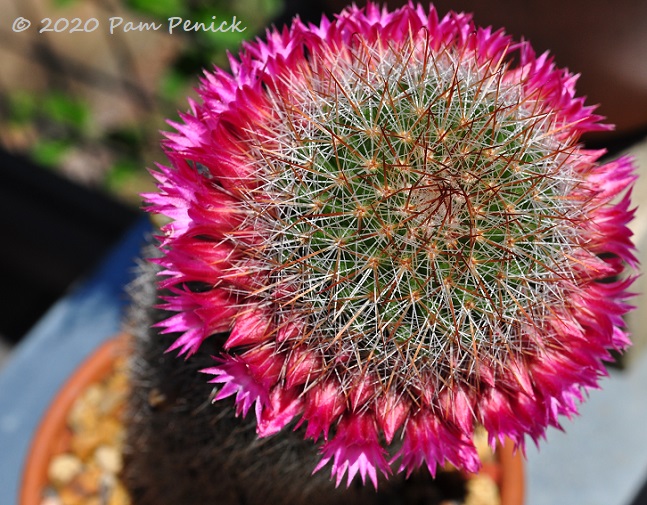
(525, 354, 647, 505)
(0, 217, 149, 504)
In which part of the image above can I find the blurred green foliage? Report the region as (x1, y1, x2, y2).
(1, 0, 283, 204)
(41, 93, 90, 131)
(6, 91, 38, 126)
(5, 90, 90, 167)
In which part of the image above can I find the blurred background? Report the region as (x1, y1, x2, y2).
(1, 1, 646, 503)
(2, 0, 647, 352)
(0, 0, 283, 349)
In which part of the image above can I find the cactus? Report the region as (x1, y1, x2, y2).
(122, 248, 467, 504)
(125, 1, 637, 499)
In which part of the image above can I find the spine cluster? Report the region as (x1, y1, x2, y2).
(246, 33, 586, 398)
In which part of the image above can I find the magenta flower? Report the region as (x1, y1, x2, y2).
(144, 2, 637, 488)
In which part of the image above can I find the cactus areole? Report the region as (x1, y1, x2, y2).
(145, 2, 637, 488)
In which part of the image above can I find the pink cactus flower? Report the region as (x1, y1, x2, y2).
(144, 1, 637, 488)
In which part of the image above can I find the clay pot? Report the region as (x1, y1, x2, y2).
(485, 438, 525, 505)
(20, 334, 129, 505)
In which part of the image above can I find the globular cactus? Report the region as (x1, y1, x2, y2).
(124, 1, 637, 500)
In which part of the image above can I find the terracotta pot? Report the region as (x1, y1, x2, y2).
(19, 332, 524, 505)
(20, 334, 129, 505)
(486, 438, 525, 505)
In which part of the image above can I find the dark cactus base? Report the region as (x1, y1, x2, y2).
(121, 252, 467, 505)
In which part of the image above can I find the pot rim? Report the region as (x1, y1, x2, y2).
(19, 333, 129, 505)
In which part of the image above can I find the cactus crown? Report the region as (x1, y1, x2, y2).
(146, 2, 637, 488)
(244, 32, 580, 395)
